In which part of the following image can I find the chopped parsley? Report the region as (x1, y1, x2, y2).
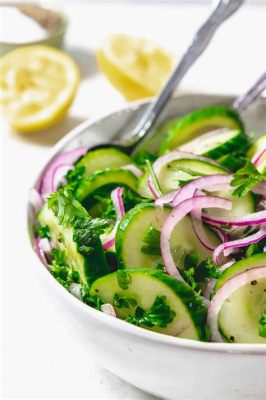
(36, 225, 51, 239)
(113, 293, 137, 308)
(117, 270, 132, 290)
(182, 252, 220, 292)
(141, 225, 161, 256)
(50, 249, 80, 291)
(66, 165, 85, 192)
(126, 295, 175, 328)
(258, 311, 266, 338)
(231, 160, 266, 198)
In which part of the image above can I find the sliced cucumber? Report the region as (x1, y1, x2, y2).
(75, 168, 137, 209)
(178, 129, 249, 160)
(90, 269, 207, 340)
(116, 203, 220, 270)
(157, 159, 228, 194)
(38, 203, 109, 285)
(75, 147, 132, 177)
(137, 159, 227, 198)
(206, 190, 255, 219)
(217, 268, 266, 343)
(159, 106, 244, 154)
(248, 134, 266, 173)
(214, 253, 266, 292)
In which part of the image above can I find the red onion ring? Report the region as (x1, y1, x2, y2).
(202, 210, 266, 227)
(160, 195, 232, 282)
(51, 164, 73, 193)
(155, 174, 232, 207)
(39, 146, 87, 198)
(122, 164, 143, 177)
(213, 225, 266, 264)
(111, 187, 125, 220)
(207, 266, 266, 342)
(252, 148, 266, 166)
(34, 236, 48, 266)
(101, 303, 117, 317)
(101, 187, 125, 250)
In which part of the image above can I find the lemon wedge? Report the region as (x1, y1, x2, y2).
(97, 34, 174, 101)
(0, 45, 80, 132)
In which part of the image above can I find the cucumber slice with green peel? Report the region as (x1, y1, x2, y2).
(90, 269, 208, 340)
(136, 170, 153, 199)
(116, 203, 220, 270)
(177, 129, 250, 160)
(159, 106, 244, 154)
(38, 203, 109, 285)
(214, 253, 266, 292)
(209, 267, 266, 343)
(75, 168, 137, 208)
(137, 159, 227, 198)
(217, 150, 248, 171)
(157, 159, 228, 194)
(75, 147, 132, 177)
(206, 190, 255, 218)
(248, 134, 266, 173)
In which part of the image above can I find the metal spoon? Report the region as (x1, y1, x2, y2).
(88, 0, 244, 155)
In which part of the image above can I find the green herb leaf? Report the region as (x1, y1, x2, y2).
(73, 216, 108, 255)
(66, 166, 85, 191)
(50, 249, 80, 290)
(113, 293, 137, 308)
(36, 225, 51, 239)
(126, 295, 176, 328)
(231, 160, 266, 198)
(81, 286, 103, 310)
(245, 239, 266, 258)
(117, 270, 132, 290)
(141, 225, 161, 256)
(48, 187, 87, 226)
(146, 160, 163, 196)
(259, 310, 266, 338)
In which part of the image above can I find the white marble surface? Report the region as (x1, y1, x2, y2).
(2, 1, 266, 399)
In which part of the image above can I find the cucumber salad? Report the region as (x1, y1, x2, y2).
(30, 105, 266, 344)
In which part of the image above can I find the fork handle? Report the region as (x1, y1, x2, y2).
(126, 0, 244, 152)
(233, 72, 266, 113)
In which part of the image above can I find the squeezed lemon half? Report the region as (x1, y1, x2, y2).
(0, 45, 80, 132)
(97, 34, 174, 101)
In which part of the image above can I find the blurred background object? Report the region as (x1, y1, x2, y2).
(0, 2, 68, 55)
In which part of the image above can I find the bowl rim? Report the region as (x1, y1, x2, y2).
(27, 94, 266, 355)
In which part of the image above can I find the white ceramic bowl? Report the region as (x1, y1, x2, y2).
(28, 94, 266, 400)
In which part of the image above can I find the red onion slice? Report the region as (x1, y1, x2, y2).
(202, 210, 266, 227)
(111, 187, 125, 220)
(171, 175, 232, 207)
(160, 195, 232, 282)
(252, 181, 266, 197)
(213, 225, 266, 264)
(51, 164, 73, 193)
(207, 266, 266, 342)
(101, 187, 125, 250)
(191, 208, 218, 252)
(101, 303, 117, 317)
(34, 236, 48, 266)
(122, 164, 143, 177)
(39, 146, 87, 198)
(252, 148, 266, 166)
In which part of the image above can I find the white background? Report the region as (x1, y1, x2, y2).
(1, 1, 266, 399)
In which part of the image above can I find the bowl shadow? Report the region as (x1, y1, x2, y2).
(11, 115, 86, 147)
(66, 46, 99, 79)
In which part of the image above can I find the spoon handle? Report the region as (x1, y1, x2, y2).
(127, 0, 244, 152)
(233, 72, 266, 113)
